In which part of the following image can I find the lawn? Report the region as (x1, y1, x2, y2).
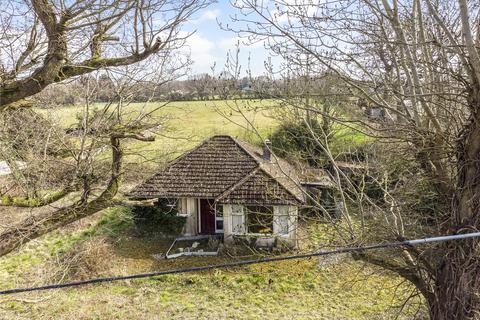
(0, 99, 423, 319)
(37, 99, 369, 165)
(0, 207, 423, 319)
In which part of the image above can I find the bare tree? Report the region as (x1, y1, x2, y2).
(186, 73, 214, 100)
(0, 54, 187, 256)
(0, 0, 212, 109)
(228, 0, 480, 318)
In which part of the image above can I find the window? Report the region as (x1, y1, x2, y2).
(231, 205, 245, 233)
(215, 204, 224, 232)
(216, 220, 224, 231)
(177, 198, 189, 217)
(274, 206, 289, 235)
(245, 206, 273, 234)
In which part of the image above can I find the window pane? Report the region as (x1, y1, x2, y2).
(278, 206, 288, 215)
(246, 206, 273, 234)
(216, 204, 223, 217)
(275, 215, 289, 235)
(232, 205, 243, 215)
(177, 198, 188, 216)
(216, 219, 224, 231)
(232, 215, 245, 233)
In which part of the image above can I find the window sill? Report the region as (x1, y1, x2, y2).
(231, 232, 289, 237)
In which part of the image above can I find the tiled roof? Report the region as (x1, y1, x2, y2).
(128, 135, 305, 205)
(216, 169, 301, 205)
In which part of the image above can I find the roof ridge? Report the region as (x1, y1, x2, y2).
(216, 166, 304, 205)
(257, 165, 305, 203)
(127, 135, 260, 198)
(127, 136, 216, 196)
(127, 134, 304, 202)
(229, 136, 262, 165)
(215, 167, 260, 202)
(207, 135, 264, 198)
(219, 136, 305, 204)
(232, 137, 305, 203)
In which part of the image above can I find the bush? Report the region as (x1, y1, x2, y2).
(132, 199, 186, 235)
(270, 118, 327, 167)
(49, 237, 115, 281)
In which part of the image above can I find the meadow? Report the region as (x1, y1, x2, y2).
(37, 99, 370, 168)
(0, 99, 423, 319)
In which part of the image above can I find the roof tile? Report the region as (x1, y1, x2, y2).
(128, 135, 305, 205)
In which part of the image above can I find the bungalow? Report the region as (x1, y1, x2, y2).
(128, 135, 306, 247)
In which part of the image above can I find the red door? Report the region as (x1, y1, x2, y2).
(200, 199, 216, 234)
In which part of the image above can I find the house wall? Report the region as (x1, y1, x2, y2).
(178, 198, 198, 236)
(288, 206, 298, 247)
(223, 204, 233, 238)
(223, 204, 298, 247)
(178, 200, 298, 246)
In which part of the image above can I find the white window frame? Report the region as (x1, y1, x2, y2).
(215, 204, 224, 233)
(273, 206, 290, 236)
(231, 205, 246, 234)
(197, 199, 202, 234)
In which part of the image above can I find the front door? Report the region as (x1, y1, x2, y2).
(200, 199, 216, 234)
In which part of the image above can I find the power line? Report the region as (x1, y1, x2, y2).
(1, 232, 479, 295)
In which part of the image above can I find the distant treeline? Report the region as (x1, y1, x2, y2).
(33, 72, 347, 107)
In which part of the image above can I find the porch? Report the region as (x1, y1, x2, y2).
(177, 198, 224, 236)
(177, 197, 298, 247)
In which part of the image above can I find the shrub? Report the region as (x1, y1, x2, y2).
(270, 118, 327, 167)
(132, 199, 186, 235)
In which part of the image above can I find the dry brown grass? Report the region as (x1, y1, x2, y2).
(47, 237, 116, 282)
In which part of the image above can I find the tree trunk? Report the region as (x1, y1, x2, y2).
(427, 89, 480, 319)
(427, 239, 480, 320)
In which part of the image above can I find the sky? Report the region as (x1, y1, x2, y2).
(0, 1, 277, 78)
(181, 2, 273, 77)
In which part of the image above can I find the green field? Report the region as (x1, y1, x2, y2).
(39, 99, 278, 161)
(38, 99, 370, 166)
(0, 100, 423, 319)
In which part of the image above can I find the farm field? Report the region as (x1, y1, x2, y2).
(0, 100, 423, 319)
(36, 99, 370, 167)
(37, 99, 278, 161)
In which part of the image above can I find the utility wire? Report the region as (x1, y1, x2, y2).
(1, 232, 479, 296)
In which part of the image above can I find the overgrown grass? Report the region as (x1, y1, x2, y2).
(0, 207, 133, 287)
(0, 207, 423, 319)
(0, 99, 420, 319)
(0, 262, 420, 319)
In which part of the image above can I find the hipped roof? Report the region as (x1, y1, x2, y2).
(128, 135, 305, 205)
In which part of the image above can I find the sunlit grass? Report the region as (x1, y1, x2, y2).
(0, 207, 422, 319)
(37, 99, 371, 166)
(37, 99, 279, 165)
(0, 100, 417, 319)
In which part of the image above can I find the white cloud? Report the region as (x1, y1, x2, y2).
(181, 32, 217, 73)
(186, 33, 214, 52)
(200, 9, 221, 21)
(191, 9, 221, 24)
